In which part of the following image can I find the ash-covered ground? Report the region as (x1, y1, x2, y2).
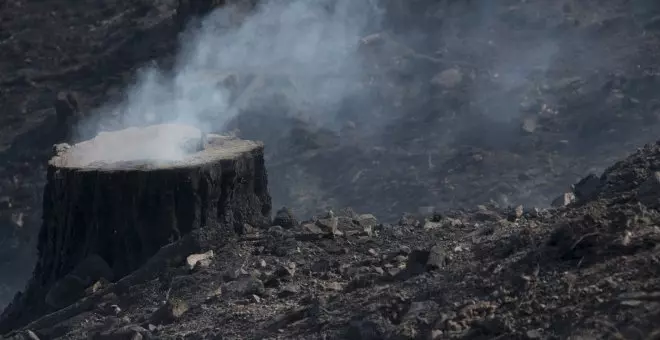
(1, 0, 660, 338)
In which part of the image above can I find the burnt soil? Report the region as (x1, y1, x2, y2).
(1, 0, 660, 339)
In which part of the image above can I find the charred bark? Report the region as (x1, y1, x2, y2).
(0, 124, 272, 334)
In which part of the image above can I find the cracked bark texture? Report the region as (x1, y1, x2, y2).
(0, 129, 272, 334)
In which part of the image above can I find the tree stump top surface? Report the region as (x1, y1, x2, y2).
(50, 123, 262, 171)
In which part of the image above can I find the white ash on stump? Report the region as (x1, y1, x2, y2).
(0, 123, 272, 333)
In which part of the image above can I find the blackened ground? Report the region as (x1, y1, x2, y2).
(2, 140, 660, 339)
(1, 0, 660, 332)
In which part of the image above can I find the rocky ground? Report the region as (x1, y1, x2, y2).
(1, 0, 660, 338)
(3, 142, 660, 339)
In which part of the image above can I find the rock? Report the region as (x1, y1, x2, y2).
(525, 329, 543, 339)
(637, 172, 660, 207)
(324, 281, 344, 292)
(267, 225, 288, 237)
(276, 262, 296, 278)
(355, 214, 377, 236)
(572, 174, 602, 201)
(398, 213, 421, 227)
(45, 254, 114, 309)
(356, 214, 378, 230)
(150, 298, 189, 325)
(109, 304, 121, 316)
(301, 222, 324, 234)
(186, 250, 214, 271)
(0, 196, 12, 210)
(423, 217, 460, 230)
(429, 329, 444, 340)
(507, 205, 524, 222)
(404, 244, 449, 276)
(273, 207, 298, 229)
(551, 192, 576, 207)
(431, 68, 463, 88)
(278, 284, 300, 298)
(237, 223, 255, 235)
(225, 277, 266, 297)
(316, 217, 342, 236)
(91, 325, 149, 340)
(474, 210, 501, 222)
(344, 320, 385, 340)
(427, 245, 449, 270)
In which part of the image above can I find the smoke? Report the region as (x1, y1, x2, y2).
(76, 0, 380, 163)
(66, 0, 656, 217)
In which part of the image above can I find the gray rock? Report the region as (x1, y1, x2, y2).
(225, 277, 266, 297)
(637, 172, 660, 207)
(150, 299, 189, 325)
(273, 207, 298, 229)
(572, 174, 602, 201)
(551, 192, 576, 207)
(91, 325, 149, 340)
(427, 245, 449, 270)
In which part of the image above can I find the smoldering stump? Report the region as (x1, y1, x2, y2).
(0, 123, 272, 332)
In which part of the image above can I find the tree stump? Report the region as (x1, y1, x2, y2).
(0, 123, 272, 333)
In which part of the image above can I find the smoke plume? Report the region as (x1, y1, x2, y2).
(77, 0, 380, 163)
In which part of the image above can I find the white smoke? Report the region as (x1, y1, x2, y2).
(78, 0, 379, 163)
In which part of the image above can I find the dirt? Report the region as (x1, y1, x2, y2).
(1, 0, 660, 338)
(4, 145, 660, 339)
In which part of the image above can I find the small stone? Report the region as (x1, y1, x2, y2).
(252, 294, 262, 303)
(525, 329, 543, 339)
(278, 284, 300, 297)
(324, 282, 344, 292)
(225, 277, 265, 297)
(92, 325, 148, 340)
(186, 250, 214, 271)
(150, 298, 189, 324)
(24, 330, 40, 340)
(206, 287, 222, 300)
(507, 205, 524, 222)
(259, 259, 267, 268)
(301, 222, 324, 234)
(429, 329, 443, 340)
(85, 278, 111, 296)
(551, 192, 576, 207)
(637, 172, 660, 207)
(620, 300, 643, 307)
(368, 248, 378, 256)
(238, 223, 255, 235)
(356, 214, 378, 235)
(110, 304, 121, 316)
(276, 263, 296, 278)
(446, 320, 462, 332)
(572, 173, 602, 201)
(316, 217, 342, 236)
(273, 207, 298, 229)
(427, 245, 449, 270)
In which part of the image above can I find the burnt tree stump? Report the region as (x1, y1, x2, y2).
(0, 124, 272, 333)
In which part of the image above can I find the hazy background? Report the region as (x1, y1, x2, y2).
(74, 0, 660, 218)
